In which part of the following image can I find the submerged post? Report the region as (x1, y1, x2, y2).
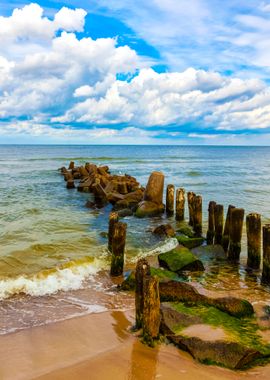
(142, 275, 160, 344)
(166, 184, 175, 216)
(222, 205, 236, 252)
(262, 225, 270, 284)
(247, 213, 261, 269)
(110, 222, 127, 276)
(214, 204, 224, 245)
(228, 208, 245, 261)
(207, 201, 216, 245)
(193, 195, 202, 236)
(175, 188, 185, 221)
(187, 192, 195, 226)
(108, 211, 119, 252)
(135, 259, 150, 329)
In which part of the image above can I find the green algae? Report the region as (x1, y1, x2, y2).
(170, 302, 270, 356)
(176, 235, 204, 249)
(158, 246, 204, 272)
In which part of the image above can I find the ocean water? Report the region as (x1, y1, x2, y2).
(1, 145, 270, 334)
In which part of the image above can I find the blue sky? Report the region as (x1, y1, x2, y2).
(1, 1, 270, 144)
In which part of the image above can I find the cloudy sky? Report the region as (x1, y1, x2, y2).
(1, 1, 270, 144)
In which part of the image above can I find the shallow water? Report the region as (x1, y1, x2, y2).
(1, 145, 270, 334)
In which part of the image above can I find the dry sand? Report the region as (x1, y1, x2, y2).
(0, 309, 270, 380)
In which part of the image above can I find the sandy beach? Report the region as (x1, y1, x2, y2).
(0, 308, 269, 380)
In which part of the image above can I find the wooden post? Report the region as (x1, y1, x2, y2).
(135, 259, 150, 329)
(142, 275, 160, 344)
(228, 208, 245, 261)
(193, 195, 202, 236)
(262, 225, 270, 284)
(110, 222, 127, 276)
(222, 205, 235, 252)
(108, 211, 119, 252)
(68, 161, 75, 170)
(175, 188, 185, 221)
(247, 213, 261, 269)
(207, 201, 216, 245)
(187, 192, 195, 226)
(166, 184, 175, 216)
(214, 204, 224, 245)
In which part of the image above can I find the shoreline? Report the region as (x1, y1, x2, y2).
(1, 308, 270, 380)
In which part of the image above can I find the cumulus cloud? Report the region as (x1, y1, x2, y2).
(1, 3, 270, 144)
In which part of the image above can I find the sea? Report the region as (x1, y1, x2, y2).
(1, 144, 270, 334)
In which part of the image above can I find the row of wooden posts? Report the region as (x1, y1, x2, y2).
(108, 185, 270, 284)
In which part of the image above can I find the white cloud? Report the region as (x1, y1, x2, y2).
(2, 3, 270, 144)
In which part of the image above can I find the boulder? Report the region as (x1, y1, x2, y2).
(153, 224, 175, 238)
(113, 199, 129, 211)
(158, 246, 204, 273)
(160, 303, 202, 335)
(159, 281, 254, 318)
(144, 171, 165, 204)
(191, 244, 226, 260)
(168, 335, 261, 369)
(118, 208, 133, 218)
(176, 226, 195, 238)
(135, 201, 165, 218)
(176, 235, 204, 249)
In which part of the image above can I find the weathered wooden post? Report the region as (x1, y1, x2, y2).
(68, 161, 75, 170)
(222, 205, 235, 252)
(228, 208, 245, 261)
(135, 259, 150, 329)
(175, 188, 185, 221)
(214, 204, 224, 245)
(142, 275, 160, 344)
(110, 222, 127, 276)
(246, 213, 261, 269)
(108, 211, 119, 252)
(207, 201, 216, 245)
(166, 184, 175, 216)
(262, 225, 270, 284)
(193, 195, 202, 236)
(187, 192, 195, 226)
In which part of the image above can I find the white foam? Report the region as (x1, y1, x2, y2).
(0, 262, 99, 300)
(130, 237, 178, 263)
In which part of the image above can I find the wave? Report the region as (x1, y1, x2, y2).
(0, 257, 101, 300)
(130, 238, 178, 263)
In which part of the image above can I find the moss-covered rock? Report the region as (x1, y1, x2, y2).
(176, 226, 195, 238)
(168, 335, 262, 369)
(158, 246, 204, 273)
(176, 235, 204, 249)
(191, 244, 226, 260)
(159, 281, 254, 318)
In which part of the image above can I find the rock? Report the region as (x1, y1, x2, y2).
(176, 235, 204, 249)
(158, 246, 204, 273)
(159, 281, 254, 318)
(208, 297, 254, 318)
(85, 200, 95, 208)
(160, 303, 202, 335)
(168, 335, 261, 369)
(159, 281, 203, 303)
(191, 244, 226, 260)
(153, 224, 175, 238)
(135, 201, 165, 218)
(77, 177, 94, 192)
(107, 192, 125, 204)
(120, 271, 136, 291)
(113, 200, 129, 211)
(99, 231, 108, 239)
(73, 171, 81, 180)
(118, 208, 133, 218)
(64, 171, 73, 181)
(79, 166, 89, 178)
(176, 226, 195, 238)
(144, 171, 165, 204)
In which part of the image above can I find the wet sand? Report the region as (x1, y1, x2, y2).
(1, 309, 270, 380)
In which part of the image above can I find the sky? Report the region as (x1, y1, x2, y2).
(1, 1, 270, 144)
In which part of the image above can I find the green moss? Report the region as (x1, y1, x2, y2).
(150, 267, 179, 281)
(170, 302, 270, 356)
(176, 235, 204, 249)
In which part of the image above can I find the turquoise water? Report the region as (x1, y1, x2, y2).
(1, 145, 270, 333)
